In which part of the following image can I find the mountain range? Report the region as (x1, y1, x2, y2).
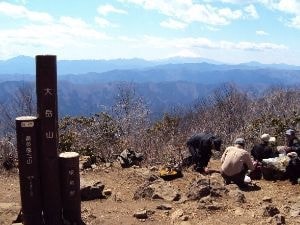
(0, 56, 300, 117)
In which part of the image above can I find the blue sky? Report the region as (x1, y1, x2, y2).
(1, 0, 300, 65)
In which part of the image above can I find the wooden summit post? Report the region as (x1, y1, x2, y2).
(36, 55, 62, 225)
(15, 116, 43, 225)
(59, 152, 82, 224)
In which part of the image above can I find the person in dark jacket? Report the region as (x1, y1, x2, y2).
(251, 133, 277, 162)
(286, 152, 300, 185)
(182, 133, 222, 173)
(285, 129, 300, 156)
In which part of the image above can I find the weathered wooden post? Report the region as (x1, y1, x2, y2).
(15, 116, 43, 225)
(36, 55, 62, 225)
(59, 152, 82, 224)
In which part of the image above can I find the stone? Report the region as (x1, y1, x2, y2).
(134, 181, 181, 201)
(103, 189, 112, 196)
(114, 192, 123, 202)
(273, 214, 285, 225)
(206, 203, 222, 211)
(280, 205, 290, 214)
(234, 207, 244, 216)
(181, 215, 189, 221)
(187, 178, 226, 201)
(186, 179, 211, 200)
(149, 166, 158, 171)
(262, 204, 280, 217)
(133, 210, 148, 219)
(147, 174, 160, 182)
(79, 156, 93, 170)
(171, 209, 184, 221)
(156, 204, 173, 210)
(229, 190, 246, 203)
(105, 162, 112, 168)
(199, 195, 212, 203)
(80, 181, 105, 201)
(262, 196, 272, 203)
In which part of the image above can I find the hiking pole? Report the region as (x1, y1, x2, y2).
(207, 162, 211, 194)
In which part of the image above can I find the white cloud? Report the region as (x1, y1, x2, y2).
(276, 0, 300, 15)
(97, 4, 127, 16)
(119, 0, 253, 26)
(219, 0, 254, 3)
(0, 2, 53, 23)
(218, 7, 242, 20)
(95, 17, 118, 28)
(206, 26, 221, 31)
(260, 0, 300, 29)
(244, 4, 259, 19)
(160, 19, 187, 30)
(168, 49, 201, 58)
(288, 15, 300, 29)
(233, 41, 287, 50)
(217, 0, 300, 29)
(130, 36, 287, 52)
(0, 13, 109, 59)
(256, 30, 269, 35)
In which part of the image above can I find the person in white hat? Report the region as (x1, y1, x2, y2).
(221, 138, 254, 189)
(251, 133, 277, 162)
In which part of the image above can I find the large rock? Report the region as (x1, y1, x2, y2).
(186, 178, 226, 200)
(134, 181, 181, 201)
(79, 156, 96, 170)
(80, 181, 105, 201)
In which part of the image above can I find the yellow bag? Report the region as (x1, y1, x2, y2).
(159, 166, 182, 180)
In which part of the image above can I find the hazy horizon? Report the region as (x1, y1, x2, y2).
(1, 1, 300, 65)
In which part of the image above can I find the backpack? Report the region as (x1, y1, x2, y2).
(286, 156, 300, 184)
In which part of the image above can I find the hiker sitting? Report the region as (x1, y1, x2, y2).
(221, 138, 254, 188)
(251, 133, 278, 162)
(286, 152, 300, 185)
(181, 133, 222, 174)
(284, 129, 300, 156)
(250, 134, 278, 180)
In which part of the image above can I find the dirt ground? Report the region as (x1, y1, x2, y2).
(0, 160, 299, 225)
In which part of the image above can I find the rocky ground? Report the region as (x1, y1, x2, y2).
(0, 160, 299, 225)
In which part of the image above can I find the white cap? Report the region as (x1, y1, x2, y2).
(269, 137, 276, 143)
(260, 133, 270, 142)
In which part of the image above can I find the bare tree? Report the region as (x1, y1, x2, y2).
(0, 82, 36, 135)
(111, 83, 150, 153)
